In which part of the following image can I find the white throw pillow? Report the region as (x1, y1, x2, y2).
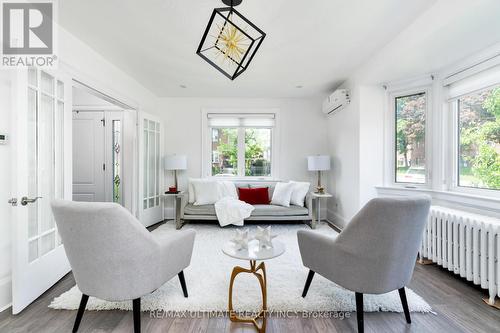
(270, 182, 295, 207)
(188, 178, 202, 203)
(218, 181, 238, 199)
(193, 180, 219, 205)
(289, 181, 310, 207)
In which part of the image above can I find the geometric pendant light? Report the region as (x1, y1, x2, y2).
(196, 0, 266, 80)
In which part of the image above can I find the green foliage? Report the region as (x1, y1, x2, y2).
(472, 142, 500, 188)
(460, 87, 500, 189)
(483, 88, 500, 118)
(212, 128, 270, 176)
(395, 94, 426, 167)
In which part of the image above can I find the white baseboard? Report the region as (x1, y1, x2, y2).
(327, 208, 347, 228)
(0, 276, 12, 313)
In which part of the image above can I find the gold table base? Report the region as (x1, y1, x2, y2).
(228, 260, 267, 333)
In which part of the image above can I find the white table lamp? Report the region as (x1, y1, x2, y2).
(165, 155, 187, 191)
(307, 155, 331, 194)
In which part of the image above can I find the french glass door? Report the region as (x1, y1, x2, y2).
(139, 113, 162, 226)
(11, 68, 71, 314)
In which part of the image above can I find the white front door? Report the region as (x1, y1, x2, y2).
(72, 111, 106, 202)
(10, 68, 72, 314)
(139, 113, 162, 226)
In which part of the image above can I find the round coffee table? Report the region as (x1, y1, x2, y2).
(222, 239, 285, 333)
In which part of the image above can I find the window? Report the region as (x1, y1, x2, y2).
(394, 92, 427, 184)
(206, 113, 275, 178)
(211, 128, 238, 176)
(245, 128, 271, 176)
(457, 86, 500, 191)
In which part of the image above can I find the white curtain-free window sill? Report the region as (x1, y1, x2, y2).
(375, 186, 500, 218)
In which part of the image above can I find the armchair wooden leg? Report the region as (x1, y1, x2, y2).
(302, 270, 315, 298)
(398, 287, 411, 324)
(178, 271, 188, 297)
(73, 294, 89, 333)
(133, 298, 141, 333)
(355, 292, 364, 333)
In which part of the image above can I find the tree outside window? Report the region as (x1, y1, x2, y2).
(395, 92, 427, 184)
(458, 86, 500, 190)
(211, 127, 272, 177)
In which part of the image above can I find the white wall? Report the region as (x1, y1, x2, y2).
(326, 81, 360, 226)
(358, 86, 385, 206)
(0, 71, 13, 312)
(158, 97, 329, 218)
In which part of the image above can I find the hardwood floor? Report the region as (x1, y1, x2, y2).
(1, 263, 499, 333)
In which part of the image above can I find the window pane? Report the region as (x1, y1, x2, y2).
(112, 120, 121, 204)
(395, 93, 426, 184)
(245, 128, 271, 177)
(211, 128, 238, 176)
(458, 86, 500, 190)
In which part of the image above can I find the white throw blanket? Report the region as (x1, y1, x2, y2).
(214, 197, 254, 227)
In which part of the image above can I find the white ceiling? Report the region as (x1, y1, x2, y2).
(59, 0, 438, 98)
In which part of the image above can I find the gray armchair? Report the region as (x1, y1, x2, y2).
(298, 196, 430, 333)
(51, 200, 196, 333)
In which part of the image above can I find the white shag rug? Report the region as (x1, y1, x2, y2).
(49, 222, 433, 314)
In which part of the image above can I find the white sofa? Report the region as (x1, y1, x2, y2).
(175, 181, 314, 229)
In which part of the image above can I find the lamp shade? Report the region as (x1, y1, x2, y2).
(307, 155, 331, 171)
(165, 155, 187, 170)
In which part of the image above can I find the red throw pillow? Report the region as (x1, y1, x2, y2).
(238, 187, 270, 205)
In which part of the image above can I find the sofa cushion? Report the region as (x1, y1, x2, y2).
(184, 203, 308, 216)
(251, 204, 309, 216)
(249, 184, 276, 201)
(238, 187, 270, 205)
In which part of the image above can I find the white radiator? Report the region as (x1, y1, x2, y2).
(420, 206, 500, 305)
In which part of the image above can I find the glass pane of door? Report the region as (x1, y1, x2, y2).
(142, 119, 160, 209)
(112, 120, 122, 204)
(27, 70, 62, 262)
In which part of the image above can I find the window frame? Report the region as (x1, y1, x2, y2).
(387, 86, 432, 189)
(447, 85, 500, 198)
(201, 109, 280, 180)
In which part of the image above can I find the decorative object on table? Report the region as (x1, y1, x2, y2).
(165, 154, 187, 192)
(307, 155, 331, 194)
(196, 0, 266, 80)
(167, 186, 179, 193)
(253, 226, 276, 249)
(230, 228, 249, 250)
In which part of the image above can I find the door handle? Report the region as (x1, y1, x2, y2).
(20, 196, 42, 206)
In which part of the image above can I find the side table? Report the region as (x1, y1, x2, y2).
(310, 192, 332, 229)
(161, 191, 184, 229)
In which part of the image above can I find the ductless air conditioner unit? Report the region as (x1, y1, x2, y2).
(322, 89, 350, 115)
